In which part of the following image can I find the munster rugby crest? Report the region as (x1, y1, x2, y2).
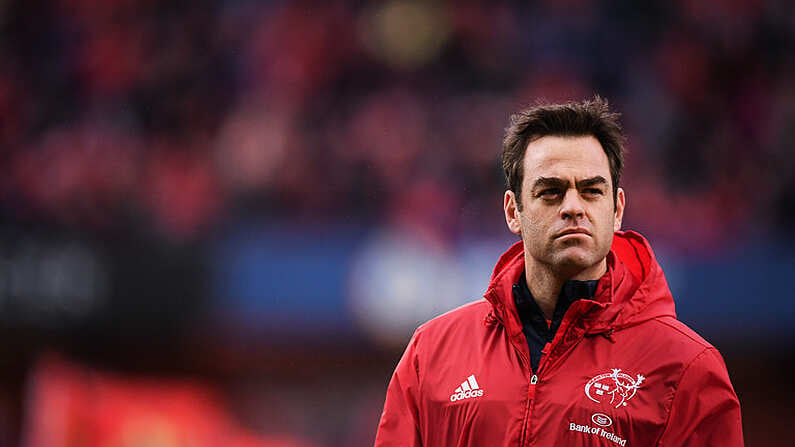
(585, 369, 645, 408)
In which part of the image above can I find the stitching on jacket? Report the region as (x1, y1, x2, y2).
(413, 326, 425, 391)
(653, 347, 715, 447)
(412, 326, 424, 438)
(651, 317, 712, 348)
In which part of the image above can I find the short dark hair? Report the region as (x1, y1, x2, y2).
(501, 96, 625, 209)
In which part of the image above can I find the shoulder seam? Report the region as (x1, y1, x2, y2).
(412, 325, 424, 394)
(420, 299, 491, 328)
(648, 317, 712, 348)
(654, 346, 717, 447)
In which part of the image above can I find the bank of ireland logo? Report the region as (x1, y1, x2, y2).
(584, 368, 645, 408)
(591, 413, 613, 427)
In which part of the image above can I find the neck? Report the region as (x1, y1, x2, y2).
(524, 258, 607, 320)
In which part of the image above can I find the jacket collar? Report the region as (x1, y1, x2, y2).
(484, 231, 676, 338)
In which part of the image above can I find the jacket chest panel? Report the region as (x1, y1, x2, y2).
(525, 336, 675, 446)
(419, 338, 529, 446)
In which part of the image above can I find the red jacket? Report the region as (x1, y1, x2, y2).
(374, 231, 743, 446)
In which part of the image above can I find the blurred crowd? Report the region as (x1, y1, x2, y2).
(2, 0, 794, 251)
(2, 1, 795, 446)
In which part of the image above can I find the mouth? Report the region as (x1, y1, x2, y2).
(555, 228, 592, 239)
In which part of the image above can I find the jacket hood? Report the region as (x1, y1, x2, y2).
(484, 231, 676, 336)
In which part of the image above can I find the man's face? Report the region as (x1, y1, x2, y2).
(504, 135, 625, 279)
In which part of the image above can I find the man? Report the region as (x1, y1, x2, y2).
(374, 97, 743, 446)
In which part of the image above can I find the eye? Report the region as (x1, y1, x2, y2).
(539, 188, 562, 198)
(582, 188, 604, 196)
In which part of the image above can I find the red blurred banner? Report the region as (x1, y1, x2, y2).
(22, 355, 312, 447)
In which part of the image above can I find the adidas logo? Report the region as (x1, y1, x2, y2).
(449, 374, 484, 402)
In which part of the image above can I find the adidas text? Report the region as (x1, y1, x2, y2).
(450, 374, 484, 402)
(450, 389, 484, 401)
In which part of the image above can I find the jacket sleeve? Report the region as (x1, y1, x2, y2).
(373, 329, 423, 447)
(657, 347, 744, 447)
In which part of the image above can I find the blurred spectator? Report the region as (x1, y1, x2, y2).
(1, 0, 792, 248)
(2, 1, 795, 446)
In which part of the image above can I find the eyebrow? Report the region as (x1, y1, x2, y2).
(531, 177, 568, 192)
(530, 176, 608, 192)
(576, 176, 608, 189)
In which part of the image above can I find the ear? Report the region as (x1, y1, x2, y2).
(504, 190, 522, 235)
(613, 187, 625, 232)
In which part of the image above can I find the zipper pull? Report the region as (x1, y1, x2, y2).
(528, 374, 539, 401)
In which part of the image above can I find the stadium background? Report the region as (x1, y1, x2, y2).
(1, 0, 794, 445)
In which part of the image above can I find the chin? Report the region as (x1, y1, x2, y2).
(552, 250, 600, 274)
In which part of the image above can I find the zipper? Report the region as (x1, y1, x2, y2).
(519, 342, 550, 446)
(518, 369, 533, 446)
(527, 343, 550, 400)
(539, 314, 591, 378)
(519, 303, 587, 446)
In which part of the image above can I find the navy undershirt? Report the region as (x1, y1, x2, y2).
(512, 273, 598, 373)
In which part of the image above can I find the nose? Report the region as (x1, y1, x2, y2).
(560, 188, 585, 221)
